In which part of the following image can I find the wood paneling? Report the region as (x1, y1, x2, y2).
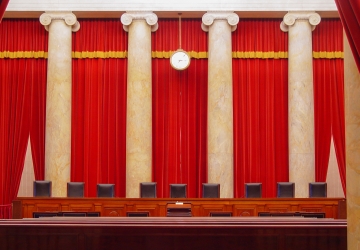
(0, 217, 347, 250)
(12, 197, 346, 219)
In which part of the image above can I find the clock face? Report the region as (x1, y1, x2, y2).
(170, 50, 191, 70)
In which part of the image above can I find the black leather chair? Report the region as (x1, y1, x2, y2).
(244, 183, 262, 198)
(67, 182, 85, 197)
(202, 183, 220, 198)
(97, 184, 115, 197)
(277, 182, 295, 198)
(140, 182, 157, 198)
(170, 184, 187, 198)
(33, 180, 52, 197)
(309, 182, 327, 197)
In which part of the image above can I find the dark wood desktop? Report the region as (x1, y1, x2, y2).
(12, 197, 345, 219)
(0, 217, 347, 250)
(7, 197, 347, 250)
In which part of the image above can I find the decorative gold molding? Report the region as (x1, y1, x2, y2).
(0, 51, 48, 58)
(0, 51, 344, 59)
(72, 51, 128, 58)
(232, 51, 288, 59)
(313, 51, 343, 59)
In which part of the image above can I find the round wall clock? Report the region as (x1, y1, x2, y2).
(170, 49, 191, 70)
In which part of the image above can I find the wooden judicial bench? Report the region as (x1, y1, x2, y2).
(0, 217, 346, 250)
(12, 197, 346, 219)
(3, 198, 346, 250)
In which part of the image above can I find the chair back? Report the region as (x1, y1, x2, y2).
(309, 182, 327, 197)
(33, 181, 52, 197)
(170, 184, 187, 198)
(277, 182, 295, 198)
(245, 183, 262, 198)
(97, 184, 115, 197)
(67, 182, 85, 197)
(202, 183, 220, 198)
(140, 182, 157, 198)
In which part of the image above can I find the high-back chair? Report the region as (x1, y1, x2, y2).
(140, 182, 157, 198)
(67, 182, 85, 197)
(309, 182, 327, 197)
(169, 184, 187, 198)
(97, 184, 115, 197)
(202, 183, 220, 198)
(244, 183, 262, 198)
(33, 180, 52, 197)
(277, 182, 295, 198)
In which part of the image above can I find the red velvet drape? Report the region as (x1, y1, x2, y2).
(0, 58, 31, 212)
(71, 19, 127, 197)
(152, 19, 208, 198)
(335, 0, 360, 71)
(0, 19, 47, 216)
(233, 19, 289, 198)
(313, 19, 346, 193)
(0, 0, 10, 22)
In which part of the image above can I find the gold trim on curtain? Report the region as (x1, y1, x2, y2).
(72, 51, 128, 58)
(0, 51, 344, 59)
(313, 51, 344, 59)
(152, 51, 208, 59)
(0, 51, 48, 58)
(232, 51, 288, 59)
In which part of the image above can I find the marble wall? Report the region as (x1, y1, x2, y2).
(344, 31, 360, 250)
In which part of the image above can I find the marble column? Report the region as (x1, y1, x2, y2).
(202, 11, 239, 198)
(280, 12, 320, 197)
(39, 12, 80, 197)
(121, 12, 158, 198)
(344, 32, 360, 250)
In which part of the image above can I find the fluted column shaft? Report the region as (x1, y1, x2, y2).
(202, 12, 239, 198)
(344, 32, 360, 250)
(281, 12, 321, 197)
(40, 12, 80, 197)
(121, 12, 158, 198)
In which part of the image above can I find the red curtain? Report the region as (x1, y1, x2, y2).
(232, 19, 289, 198)
(71, 19, 127, 197)
(313, 19, 346, 193)
(0, 58, 31, 213)
(0, 20, 47, 215)
(335, 0, 360, 71)
(0, 0, 10, 22)
(152, 19, 208, 198)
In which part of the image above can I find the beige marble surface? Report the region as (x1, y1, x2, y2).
(41, 12, 77, 197)
(203, 12, 238, 198)
(282, 12, 319, 197)
(17, 138, 35, 197)
(326, 137, 345, 198)
(122, 14, 156, 197)
(344, 32, 360, 250)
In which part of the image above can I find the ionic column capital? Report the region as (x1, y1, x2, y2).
(201, 11, 239, 32)
(40, 12, 80, 32)
(121, 11, 158, 32)
(280, 11, 321, 32)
